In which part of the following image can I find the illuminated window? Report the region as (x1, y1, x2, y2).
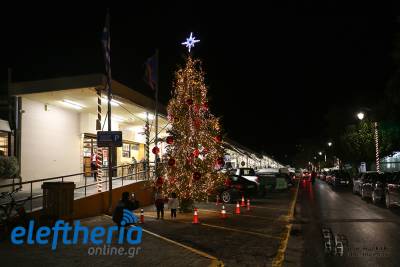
(0, 132, 8, 156)
(122, 143, 131, 158)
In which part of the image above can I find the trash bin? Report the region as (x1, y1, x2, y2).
(42, 182, 75, 220)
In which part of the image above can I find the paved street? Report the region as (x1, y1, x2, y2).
(287, 179, 400, 267)
(0, 186, 298, 267)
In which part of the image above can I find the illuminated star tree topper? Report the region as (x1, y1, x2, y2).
(181, 32, 200, 52)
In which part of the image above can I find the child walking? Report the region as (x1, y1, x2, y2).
(168, 192, 179, 219)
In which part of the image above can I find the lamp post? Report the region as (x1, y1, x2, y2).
(356, 111, 380, 172)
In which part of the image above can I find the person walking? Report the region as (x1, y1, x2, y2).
(168, 192, 179, 219)
(154, 188, 165, 219)
(130, 156, 137, 179)
(91, 152, 98, 181)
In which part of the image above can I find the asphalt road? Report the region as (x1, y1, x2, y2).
(297, 179, 400, 267)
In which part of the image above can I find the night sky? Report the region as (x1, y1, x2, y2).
(2, 5, 399, 164)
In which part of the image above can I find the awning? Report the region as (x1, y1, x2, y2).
(0, 119, 11, 132)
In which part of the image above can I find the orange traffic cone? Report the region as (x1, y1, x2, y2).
(221, 205, 227, 219)
(235, 201, 241, 214)
(240, 195, 246, 207)
(246, 199, 251, 211)
(192, 208, 199, 224)
(140, 208, 144, 223)
(216, 195, 220, 205)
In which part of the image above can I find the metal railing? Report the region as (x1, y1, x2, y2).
(0, 162, 156, 212)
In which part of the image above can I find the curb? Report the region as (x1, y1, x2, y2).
(271, 181, 300, 267)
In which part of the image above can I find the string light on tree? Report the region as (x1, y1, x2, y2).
(161, 33, 226, 205)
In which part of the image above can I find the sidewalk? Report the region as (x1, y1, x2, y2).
(0, 215, 215, 267)
(0, 185, 299, 266)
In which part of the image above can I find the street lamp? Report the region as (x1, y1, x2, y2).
(318, 151, 323, 156)
(357, 112, 365, 121)
(328, 142, 332, 147)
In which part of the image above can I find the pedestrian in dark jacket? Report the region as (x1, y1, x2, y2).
(113, 191, 139, 227)
(155, 188, 165, 219)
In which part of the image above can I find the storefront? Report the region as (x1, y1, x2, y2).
(10, 75, 168, 182)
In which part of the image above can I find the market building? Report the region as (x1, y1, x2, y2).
(5, 74, 282, 184)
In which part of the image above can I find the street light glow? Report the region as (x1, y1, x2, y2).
(318, 151, 323, 156)
(357, 112, 365, 120)
(328, 142, 332, 147)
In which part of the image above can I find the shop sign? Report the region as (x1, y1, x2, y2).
(97, 131, 123, 147)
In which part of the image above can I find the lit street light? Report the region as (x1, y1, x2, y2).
(318, 152, 323, 156)
(357, 112, 365, 121)
(328, 142, 332, 147)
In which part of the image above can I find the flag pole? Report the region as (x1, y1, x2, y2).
(104, 10, 113, 214)
(154, 49, 159, 177)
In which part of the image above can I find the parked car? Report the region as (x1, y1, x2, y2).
(216, 175, 258, 203)
(231, 168, 259, 185)
(295, 168, 303, 179)
(302, 171, 311, 181)
(384, 172, 400, 209)
(371, 172, 393, 204)
(319, 171, 328, 181)
(352, 172, 377, 195)
(359, 172, 382, 200)
(330, 170, 351, 188)
(325, 172, 334, 184)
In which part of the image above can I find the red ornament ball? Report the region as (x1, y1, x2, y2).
(168, 158, 176, 166)
(186, 98, 194, 105)
(166, 136, 174, 144)
(215, 135, 222, 142)
(168, 177, 176, 184)
(193, 104, 200, 113)
(217, 157, 225, 166)
(194, 119, 201, 129)
(152, 146, 160, 154)
(193, 149, 200, 158)
(156, 177, 163, 185)
(193, 172, 201, 181)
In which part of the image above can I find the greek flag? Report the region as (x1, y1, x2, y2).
(102, 11, 111, 91)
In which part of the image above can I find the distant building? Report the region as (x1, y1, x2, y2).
(381, 151, 400, 172)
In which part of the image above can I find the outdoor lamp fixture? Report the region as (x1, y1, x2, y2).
(139, 113, 155, 120)
(101, 97, 122, 107)
(318, 152, 323, 156)
(62, 99, 85, 110)
(111, 115, 125, 122)
(328, 142, 332, 147)
(357, 112, 365, 121)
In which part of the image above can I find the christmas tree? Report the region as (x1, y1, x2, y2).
(157, 55, 226, 205)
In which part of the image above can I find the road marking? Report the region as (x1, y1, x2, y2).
(200, 208, 282, 221)
(140, 212, 281, 240)
(200, 223, 281, 240)
(104, 214, 224, 267)
(272, 181, 300, 267)
(213, 203, 289, 212)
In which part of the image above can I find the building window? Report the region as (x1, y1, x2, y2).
(122, 143, 131, 158)
(0, 132, 8, 156)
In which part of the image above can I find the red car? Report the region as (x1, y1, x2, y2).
(302, 171, 311, 181)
